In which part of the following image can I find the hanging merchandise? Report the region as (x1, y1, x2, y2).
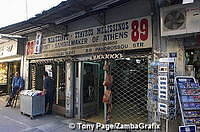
(158, 58, 176, 119)
(103, 73, 113, 87)
(148, 61, 159, 111)
(176, 76, 200, 129)
(102, 89, 112, 104)
(102, 61, 113, 123)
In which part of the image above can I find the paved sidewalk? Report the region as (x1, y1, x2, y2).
(0, 103, 81, 132)
(0, 96, 94, 132)
(0, 96, 126, 132)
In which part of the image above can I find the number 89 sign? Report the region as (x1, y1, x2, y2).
(129, 16, 152, 49)
(131, 18, 149, 42)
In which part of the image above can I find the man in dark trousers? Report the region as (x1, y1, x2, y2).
(43, 72, 55, 114)
(5, 72, 24, 107)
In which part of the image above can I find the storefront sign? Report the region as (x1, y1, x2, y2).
(90, 53, 123, 60)
(0, 40, 18, 58)
(34, 32, 42, 54)
(26, 41, 35, 55)
(34, 16, 152, 57)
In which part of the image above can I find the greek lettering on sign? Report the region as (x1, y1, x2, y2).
(28, 16, 152, 57)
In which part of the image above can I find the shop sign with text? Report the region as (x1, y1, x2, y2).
(0, 40, 18, 58)
(29, 16, 152, 57)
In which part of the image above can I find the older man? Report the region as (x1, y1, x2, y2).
(5, 72, 24, 107)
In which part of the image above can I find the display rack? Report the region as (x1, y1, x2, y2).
(176, 76, 200, 129)
(158, 58, 176, 119)
(148, 61, 159, 122)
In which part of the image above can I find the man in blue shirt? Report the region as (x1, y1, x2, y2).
(5, 72, 24, 107)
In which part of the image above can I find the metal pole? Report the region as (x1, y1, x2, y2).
(56, 65, 59, 104)
(104, 60, 107, 122)
(25, 0, 28, 19)
(166, 119, 168, 132)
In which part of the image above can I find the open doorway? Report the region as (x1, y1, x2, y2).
(29, 62, 66, 115)
(185, 49, 200, 82)
(80, 61, 105, 123)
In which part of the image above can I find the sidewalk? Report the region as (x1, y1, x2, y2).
(0, 96, 131, 132)
(0, 96, 104, 132)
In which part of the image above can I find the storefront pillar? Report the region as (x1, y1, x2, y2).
(65, 62, 74, 117)
(23, 59, 29, 90)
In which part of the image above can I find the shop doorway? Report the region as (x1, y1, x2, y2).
(80, 62, 103, 121)
(185, 49, 200, 82)
(29, 62, 66, 115)
(53, 62, 66, 114)
(7, 61, 21, 94)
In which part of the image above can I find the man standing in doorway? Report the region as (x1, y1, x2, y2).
(5, 72, 24, 107)
(43, 72, 55, 114)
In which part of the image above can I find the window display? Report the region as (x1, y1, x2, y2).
(0, 63, 8, 84)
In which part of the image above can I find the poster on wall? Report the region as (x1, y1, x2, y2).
(45, 65, 53, 77)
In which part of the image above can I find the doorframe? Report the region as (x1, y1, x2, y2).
(78, 61, 83, 119)
(78, 61, 101, 119)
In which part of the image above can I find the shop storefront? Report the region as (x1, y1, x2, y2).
(0, 38, 24, 95)
(74, 51, 151, 123)
(28, 58, 67, 115)
(25, 15, 153, 123)
(58, 16, 153, 123)
(26, 41, 69, 115)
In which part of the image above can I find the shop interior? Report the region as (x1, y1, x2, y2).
(0, 61, 20, 95)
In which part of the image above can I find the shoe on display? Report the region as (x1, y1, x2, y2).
(5, 104, 11, 107)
